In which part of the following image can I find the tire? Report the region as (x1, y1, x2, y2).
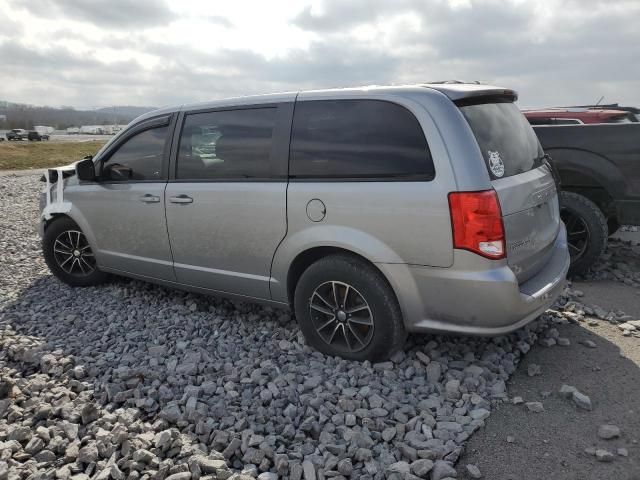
(42, 217, 108, 287)
(294, 254, 406, 362)
(560, 191, 608, 276)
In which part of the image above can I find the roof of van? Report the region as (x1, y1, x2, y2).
(133, 82, 517, 124)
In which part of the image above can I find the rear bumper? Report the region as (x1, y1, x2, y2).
(381, 225, 570, 335)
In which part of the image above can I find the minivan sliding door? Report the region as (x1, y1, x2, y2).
(165, 102, 293, 300)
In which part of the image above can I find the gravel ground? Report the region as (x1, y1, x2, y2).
(456, 237, 640, 480)
(0, 173, 637, 480)
(456, 296, 640, 480)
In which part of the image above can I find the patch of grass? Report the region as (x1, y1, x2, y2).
(0, 140, 107, 170)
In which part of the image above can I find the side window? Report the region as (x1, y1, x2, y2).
(103, 126, 168, 181)
(527, 118, 554, 125)
(553, 118, 582, 125)
(290, 100, 434, 179)
(177, 108, 276, 180)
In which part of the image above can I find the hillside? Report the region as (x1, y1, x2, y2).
(0, 101, 156, 130)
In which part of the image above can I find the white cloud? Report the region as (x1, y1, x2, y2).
(0, 0, 638, 108)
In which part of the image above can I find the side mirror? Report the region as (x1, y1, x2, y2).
(104, 163, 133, 181)
(76, 158, 96, 181)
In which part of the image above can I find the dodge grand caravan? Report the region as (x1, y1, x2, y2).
(39, 84, 570, 361)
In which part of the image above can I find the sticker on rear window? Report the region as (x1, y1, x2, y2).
(488, 150, 505, 178)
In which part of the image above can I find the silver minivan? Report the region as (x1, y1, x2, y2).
(39, 83, 570, 361)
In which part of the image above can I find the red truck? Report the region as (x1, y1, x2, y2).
(523, 108, 636, 125)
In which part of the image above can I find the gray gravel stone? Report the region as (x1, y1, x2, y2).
(426, 362, 442, 384)
(78, 444, 98, 464)
(431, 460, 457, 480)
(595, 449, 615, 462)
(410, 459, 434, 477)
(0, 176, 583, 480)
(24, 436, 45, 455)
(598, 424, 621, 439)
(445, 379, 461, 400)
(257, 474, 278, 480)
(558, 384, 577, 398)
(527, 364, 542, 377)
(387, 461, 411, 475)
(539, 337, 556, 347)
(525, 402, 544, 413)
(337, 458, 353, 476)
(572, 391, 593, 411)
(466, 464, 482, 479)
(165, 474, 192, 480)
(302, 460, 316, 480)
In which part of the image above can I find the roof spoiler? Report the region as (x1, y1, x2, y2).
(424, 83, 518, 103)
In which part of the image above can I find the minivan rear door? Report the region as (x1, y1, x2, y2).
(459, 100, 560, 283)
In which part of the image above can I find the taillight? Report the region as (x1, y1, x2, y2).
(448, 190, 506, 260)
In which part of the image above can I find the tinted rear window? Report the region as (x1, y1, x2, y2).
(290, 99, 434, 179)
(460, 101, 543, 179)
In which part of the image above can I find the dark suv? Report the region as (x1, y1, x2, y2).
(28, 131, 50, 141)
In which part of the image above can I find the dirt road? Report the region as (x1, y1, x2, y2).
(457, 238, 640, 480)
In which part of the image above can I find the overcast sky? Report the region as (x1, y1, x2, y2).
(1, 0, 638, 109)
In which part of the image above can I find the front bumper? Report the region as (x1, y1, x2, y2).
(381, 225, 570, 335)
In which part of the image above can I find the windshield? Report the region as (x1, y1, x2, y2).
(460, 101, 543, 179)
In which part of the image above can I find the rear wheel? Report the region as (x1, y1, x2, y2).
(43, 217, 108, 287)
(560, 191, 607, 276)
(294, 254, 406, 361)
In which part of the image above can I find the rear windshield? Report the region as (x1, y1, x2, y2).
(460, 101, 543, 179)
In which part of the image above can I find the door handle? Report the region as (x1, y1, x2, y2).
(139, 194, 160, 203)
(169, 195, 194, 204)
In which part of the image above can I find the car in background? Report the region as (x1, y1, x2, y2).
(6, 129, 28, 140)
(28, 131, 50, 141)
(523, 108, 635, 125)
(534, 123, 640, 275)
(571, 104, 640, 122)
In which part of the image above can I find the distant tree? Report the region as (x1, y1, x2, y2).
(0, 101, 155, 129)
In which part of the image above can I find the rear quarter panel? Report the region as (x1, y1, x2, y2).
(270, 90, 463, 303)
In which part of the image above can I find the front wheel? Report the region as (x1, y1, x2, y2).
(560, 191, 608, 276)
(43, 217, 108, 287)
(294, 254, 406, 362)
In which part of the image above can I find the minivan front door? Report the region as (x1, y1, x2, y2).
(164, 104, 292, 299)
(67, 118, 175, 281)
